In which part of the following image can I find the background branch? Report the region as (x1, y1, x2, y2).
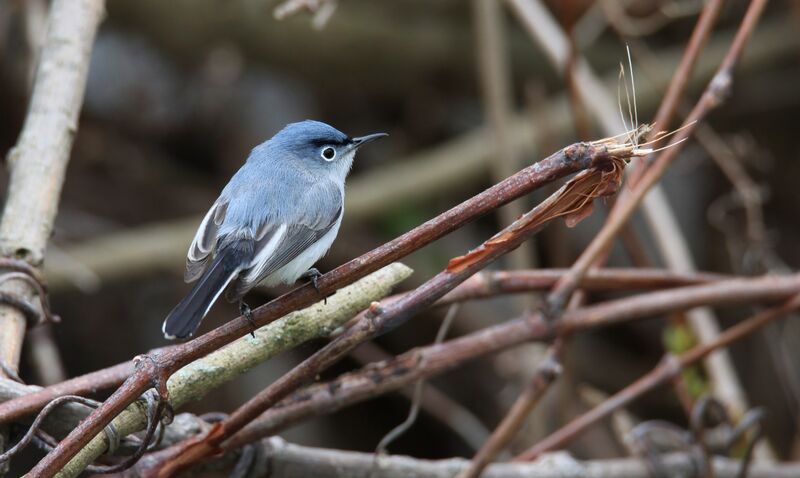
(137, 436, 800, 478)
(0, 0, 104, 471)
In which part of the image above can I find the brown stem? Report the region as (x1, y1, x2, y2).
(457, 344, 562, 478)
(644, 0, 725, 142)
(0, 362, 134, 425)
(438, 268, 725, 304)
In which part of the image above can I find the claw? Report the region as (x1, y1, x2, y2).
(301, 268, 323, 293)
(240, 301, 256, 338)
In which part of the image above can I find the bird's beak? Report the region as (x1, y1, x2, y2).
(351, 132, 388, 147)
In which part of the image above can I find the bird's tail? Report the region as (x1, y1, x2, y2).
(162, 245, 248, 339)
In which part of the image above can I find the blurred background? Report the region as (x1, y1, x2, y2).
(2, 0, 800, 471)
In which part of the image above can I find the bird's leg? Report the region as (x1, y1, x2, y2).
(300, 268, 326, 304)
(239, 300, 256, 338)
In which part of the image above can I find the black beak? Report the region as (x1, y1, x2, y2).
(352, 132, 388, 147)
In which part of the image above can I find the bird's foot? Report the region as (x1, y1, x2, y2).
(300, 268, 326, 304)
(239, 301, 256, 338)
(301, 268, 323, 293)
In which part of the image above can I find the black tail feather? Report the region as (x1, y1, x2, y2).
(163, 253, 237, 339)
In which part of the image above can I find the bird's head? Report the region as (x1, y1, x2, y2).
(270, 120, 387, 180)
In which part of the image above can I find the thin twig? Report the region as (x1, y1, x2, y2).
(457, 344, 562, 478)
(546, 0, 769, 317)
(375, 305, 458, 455)
(437, 268, 725, 305)
(0, 396, 99, 466)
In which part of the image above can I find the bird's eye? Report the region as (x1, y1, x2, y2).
(321, 147, 336, 161)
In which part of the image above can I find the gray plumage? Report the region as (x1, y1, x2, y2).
(162, 120, 386, 339)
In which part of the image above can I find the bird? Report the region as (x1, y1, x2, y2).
(162, 120, 387, 339)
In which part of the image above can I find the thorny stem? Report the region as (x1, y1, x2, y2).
(31, 141, 631, 476)
(514, 293, 800, 461)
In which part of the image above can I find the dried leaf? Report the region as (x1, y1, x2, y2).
(446, 159, 625, 273)
(564, 201, 595, 228)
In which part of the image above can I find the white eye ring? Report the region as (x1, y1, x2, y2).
(321, 147, 336, 161)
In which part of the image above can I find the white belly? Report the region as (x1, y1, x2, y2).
(261, 217, 342, 286)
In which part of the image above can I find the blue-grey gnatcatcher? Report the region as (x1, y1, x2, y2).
(162, 120, 387, 339)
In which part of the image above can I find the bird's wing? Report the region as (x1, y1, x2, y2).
(185, 199, 228, 283)
(231, 181, 343, 297)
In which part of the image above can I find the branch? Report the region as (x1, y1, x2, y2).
(0, 0, 104, 470)
(143, 436, 800, 478)
(643, 0, 725, 143)
(437, 268, 725, 305)
(0, 362, 133, 426)
(456, 345, 562, 478)
(0, 0, 104, 265)
(48, 263, 411, 478)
